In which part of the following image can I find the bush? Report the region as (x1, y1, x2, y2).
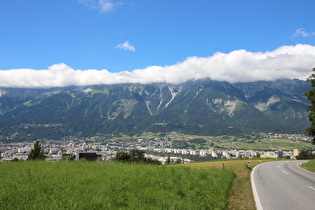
(115, 149, 161, 165)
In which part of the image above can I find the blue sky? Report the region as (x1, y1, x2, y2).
(1, 0, 315, 87)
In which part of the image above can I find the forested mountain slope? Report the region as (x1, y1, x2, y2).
(0, 79, 311, 140)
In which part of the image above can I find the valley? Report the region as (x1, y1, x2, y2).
(1, 131, 314, 162)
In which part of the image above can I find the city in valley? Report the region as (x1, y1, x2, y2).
(1, 132, 314, 163)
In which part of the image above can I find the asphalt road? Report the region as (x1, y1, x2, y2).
(251, 160, 315, 210)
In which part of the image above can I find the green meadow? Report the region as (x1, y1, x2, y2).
(0, 161, 234, 209)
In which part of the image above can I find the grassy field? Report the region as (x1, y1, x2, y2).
(301, 159, 315, 172)
(0, 161, 234, 209)
(214, 138, 315, 150)
(4, 158, 310, 209)
(181, 159, 273, 210)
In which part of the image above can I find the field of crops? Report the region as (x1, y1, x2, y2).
(215, 138, 315, 150)
(0, 161, 234, 209)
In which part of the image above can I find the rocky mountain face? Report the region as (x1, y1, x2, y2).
(0, 79, 311, 140)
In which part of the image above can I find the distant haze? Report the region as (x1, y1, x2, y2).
(1, 44, 315, 88)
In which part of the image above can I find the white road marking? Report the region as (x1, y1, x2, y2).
(251, 165, 264, 210)
(281, 170, 289, 175)
(309, 186, 315, 191)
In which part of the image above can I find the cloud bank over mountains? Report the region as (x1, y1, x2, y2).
(1, 44, 315, 88)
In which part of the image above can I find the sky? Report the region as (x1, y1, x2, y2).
(1, 0, 315, 88)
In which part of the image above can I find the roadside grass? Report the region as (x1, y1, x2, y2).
(301, 159, 315, 172)
(0, 161, 234, 209)
(181, 159, 273, 210)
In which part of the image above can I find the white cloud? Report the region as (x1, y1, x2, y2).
(293, 28, 315, 37)
(1, 44, 315, 88)
(77, 0, 122, 13)
(98, 0, 121, 13)
(116, 41, 136, 52)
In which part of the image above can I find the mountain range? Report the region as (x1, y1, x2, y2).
(0, 79, 311, 141)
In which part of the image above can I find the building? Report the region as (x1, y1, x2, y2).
(293, 149, 299, 157)
(278, 149, 283, 158)
(260, 151, 277, 159)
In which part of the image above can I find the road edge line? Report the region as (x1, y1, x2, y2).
(251, 164, 263, 210)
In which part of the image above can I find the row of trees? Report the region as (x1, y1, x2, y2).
(114, 149, 161, 165)
(296, 148, 315, 160)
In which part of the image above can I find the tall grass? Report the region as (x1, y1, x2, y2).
(301, 159, 315, 172)
(0, 161, 234, 209)
(182, 159, 273, 210)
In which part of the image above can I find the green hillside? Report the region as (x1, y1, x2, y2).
(0, 79, 311, 140)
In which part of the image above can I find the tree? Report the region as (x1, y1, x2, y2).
(304, 67, 315, 144)
(175, 158, 182, 164)
(165, 155, 171, 164)
(296, 148, 315, 160)
(144, 157, 162, 165)
(115, 151, 131, 162)
(129, 149, 145, 162)
(284, 155, 291, 159)
(62, 153, 74, 161)
(27, 141, 45, 160)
